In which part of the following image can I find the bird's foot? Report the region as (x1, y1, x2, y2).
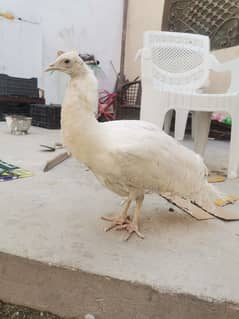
(101, 215, 131, 232)
(116, 222, 144, 241)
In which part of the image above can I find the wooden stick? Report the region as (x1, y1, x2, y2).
(43, 152, 71, 172)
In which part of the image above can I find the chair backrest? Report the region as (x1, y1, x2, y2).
(143, 31, 210, 92)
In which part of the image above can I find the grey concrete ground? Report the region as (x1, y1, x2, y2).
(0, 122, 239, 318)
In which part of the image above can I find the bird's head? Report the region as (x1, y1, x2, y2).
(45, 50, 88, 77)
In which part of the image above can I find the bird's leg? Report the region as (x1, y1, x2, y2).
(124, 195, 144, 240)
(101, 198, 132, 232)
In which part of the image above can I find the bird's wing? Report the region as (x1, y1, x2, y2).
(104, 121, 208, 196)
(102, 119, 160, 133)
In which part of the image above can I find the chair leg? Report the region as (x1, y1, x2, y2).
(163, 110, 173, 135)
(191, 111, 195, 140)
(193, 112, 212, 157)
(174, 110, 189, 141)
(228, 111, 239, 179)
(140, 98, 167, 130)
(156, 109, 169, 130)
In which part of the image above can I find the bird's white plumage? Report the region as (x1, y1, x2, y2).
(49, 51, 218, 217)
(93, 119, 217, 209)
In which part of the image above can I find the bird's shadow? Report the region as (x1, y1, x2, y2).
(101, 204, 212, 241)
(140, 207, 207, 232)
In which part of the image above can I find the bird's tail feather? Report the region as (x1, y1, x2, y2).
(191, 182, 222, 212)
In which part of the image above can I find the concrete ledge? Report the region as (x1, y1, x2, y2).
(1, 252, 239, 319)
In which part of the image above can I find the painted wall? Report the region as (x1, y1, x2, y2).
(125, 0, 165, 80)
(0, 19, 42, 80)
(0, 0, 123, 103)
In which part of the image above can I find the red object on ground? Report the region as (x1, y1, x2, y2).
(98, 90, 117, 121)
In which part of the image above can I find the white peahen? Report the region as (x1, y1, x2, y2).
(45, 51, 219, 240)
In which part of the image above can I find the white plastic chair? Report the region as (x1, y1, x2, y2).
(141, 31, 210, 140)
(174, 54, 238, 145)
(189, 54, 239, 166)
(140, 31, 239, 179)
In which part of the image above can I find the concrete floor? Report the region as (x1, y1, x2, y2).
(1, 123, 239, 318)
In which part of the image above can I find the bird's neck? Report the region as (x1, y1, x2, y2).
(61, 71, 102, 162)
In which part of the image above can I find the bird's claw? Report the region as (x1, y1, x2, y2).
(101, 215, 130, 232)
(124, 223, 144, 241)
(112, 222, 144, 240)
(101, 215, 144, 240)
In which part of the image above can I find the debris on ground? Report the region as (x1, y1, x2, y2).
(208, 175, 226, 183)
(0, 160, 32, 182)
(214, 195, 239, 207)
(43, 152, 71, 172)
(0, 300, 96, 319)
(40, 143, 63, 152)
(0, 301, 61, 319)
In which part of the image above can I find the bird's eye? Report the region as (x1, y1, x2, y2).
(64, 59, 70, 64)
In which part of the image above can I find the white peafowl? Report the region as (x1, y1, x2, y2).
(45, 51, 219, 240)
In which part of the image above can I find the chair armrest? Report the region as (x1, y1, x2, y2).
(210, 55, 239, 94)
(209, 54, 229, 72)
(152, 87, 239, 111)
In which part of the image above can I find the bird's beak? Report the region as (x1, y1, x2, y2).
(45, 64, 58, 72)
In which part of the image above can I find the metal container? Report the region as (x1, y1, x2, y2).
(5, 115, 32, 135)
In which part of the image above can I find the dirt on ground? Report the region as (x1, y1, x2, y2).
(0, 301, 63, 319)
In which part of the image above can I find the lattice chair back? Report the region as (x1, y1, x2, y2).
(144, 31, 210, 92)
